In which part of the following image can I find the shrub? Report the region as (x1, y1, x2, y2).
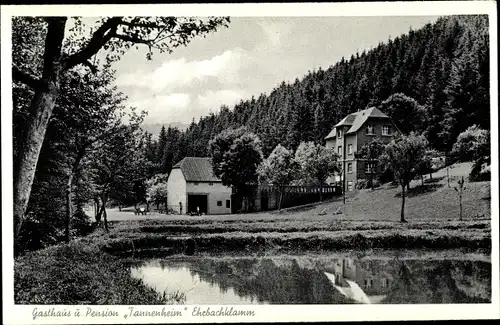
(71, 209, 94, 237)
(16, 214, 62, 255)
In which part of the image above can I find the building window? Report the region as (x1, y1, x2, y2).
(194, 182, 199, 185)
(347, 163, 353, 174)
(217, 201, 222, 207)
(226, 200, 231, 208)
(366, 125, 374, 135)
(347, 144, 352, 155)
(338, 146, 342, 156)
(381, 278, 390, 288)
(366, 163, 375, 174)
(347, 181, 354, 191)
(209, 182, 214, 186)
(364, 279, 374, 288)
(338, 129, 342, 139)
(382, 125, 390, 136)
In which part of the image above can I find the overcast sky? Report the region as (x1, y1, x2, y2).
(111, 16, 441, 125)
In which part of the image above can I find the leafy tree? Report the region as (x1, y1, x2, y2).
(354, 138, 386, 189)
(56, 66, 127, 242)
(414, 153, 433, 186)
(88, 119, 146, 231)
(257, 144, 299, 210)
(378, 93, 427, 134)
(208, 127, 263, 212)
(294, 142, 340, 201)
(12, 16, 230, 241)
(380, 132, 429, 222)
(145, 173, 169, 210)
(450, 125, 489, 163)
(449, 125, 490, 182)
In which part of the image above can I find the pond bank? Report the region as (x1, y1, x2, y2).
(95, 218, 491, 258)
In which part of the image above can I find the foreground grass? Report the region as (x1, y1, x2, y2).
(14, 241, 185, 305)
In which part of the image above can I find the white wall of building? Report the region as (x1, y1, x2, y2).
(167, 168, 187, 214)
(186, 182, 232, 214)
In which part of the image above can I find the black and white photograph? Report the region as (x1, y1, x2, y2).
(1, 1, 498, 323)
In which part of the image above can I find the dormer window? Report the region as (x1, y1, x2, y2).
(338, 129, 343, 139)
(366, 125, 374, 135)
(382, 125, 391, 136)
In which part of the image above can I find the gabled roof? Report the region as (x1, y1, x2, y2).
(325, 107, 391, 139)
(346, 107, 390, 134)
(325, 128, 337, 140)
(172, 157, 221, 182)
(335, 114, 358, 127)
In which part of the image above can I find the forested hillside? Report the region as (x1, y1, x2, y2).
(147, 15, 489, 174)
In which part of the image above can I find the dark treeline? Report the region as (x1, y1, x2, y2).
(146, 15, 489, 175)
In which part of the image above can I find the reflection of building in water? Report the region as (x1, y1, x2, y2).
(331, 258, 394, 300)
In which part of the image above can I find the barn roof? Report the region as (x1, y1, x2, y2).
(172, 157, 222, 182)
(325, 107, 391, 139)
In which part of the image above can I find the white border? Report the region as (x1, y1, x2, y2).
(1, 1, 498, 324)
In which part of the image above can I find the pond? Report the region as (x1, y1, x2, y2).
(130, 254, 491, 305)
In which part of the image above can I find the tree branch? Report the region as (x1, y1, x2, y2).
(63, 17, 123, 71)
(113, 33, 153, 45)
(82, 60, 98, 73)
(12, 66, 41, 88)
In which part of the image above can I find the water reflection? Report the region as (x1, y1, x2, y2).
(130, 256, 491, 305)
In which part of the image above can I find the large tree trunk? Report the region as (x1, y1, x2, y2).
(319, 182, 324, 202)
(400, 183, 407, 223)
(13, 17, 67, 241)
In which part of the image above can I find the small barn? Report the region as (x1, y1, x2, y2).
(166, 157, 232, 215)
